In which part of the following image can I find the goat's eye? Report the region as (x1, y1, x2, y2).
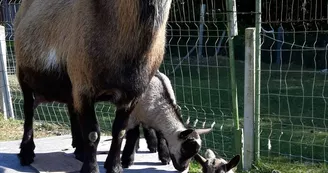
(212, 160, 215, 165)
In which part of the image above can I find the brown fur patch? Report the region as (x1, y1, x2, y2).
(145, 25, 167, 79)
(14, 0, 172, 113)
(116, 0, 140, 44)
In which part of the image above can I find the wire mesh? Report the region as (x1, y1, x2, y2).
(160, 0, 237, 159)
(4, 0, 327, 167)
(259, 0, 328, 164)
(0, 0, 237, 161)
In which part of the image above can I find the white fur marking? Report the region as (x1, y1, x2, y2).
(195, 137, 202, 147)
(88, 132, 98, 142)
(119, 130, 126, 139)
(44, 48, 59, 70)
(205, 149, 216, 159)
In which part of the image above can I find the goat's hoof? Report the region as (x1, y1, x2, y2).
(160, 158, 171, 165)
(17, 150, 35, 166)
(74, 153, 84, 162)
(80, 163, 99, 173)
(74, 149, 84, 162)
(121, 160, 134, 168)
(105, 164, 123, 173)
(148, 147, 157, 153)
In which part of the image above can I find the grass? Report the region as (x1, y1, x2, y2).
(188, 161, 202, 173)
(188, 159, 328, 173)
(0, 115, 70, 141)
(4, 55, 328, 172)
(245, 157, 328, 173)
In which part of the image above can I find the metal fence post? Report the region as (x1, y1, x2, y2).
(226, 0, 243, 170)
(0, 25, 14, 119)
(198, 4, 206, 58)
(254, 0, 262, 162)
(243, 27, 256, 170)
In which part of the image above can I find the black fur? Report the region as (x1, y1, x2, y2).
(104, 100, 138, 173)
(139, 0, 167, 30)
(18, 67, 72, 104)
(155, 131, 170, 165)
(122, 125, 140, 168)
(17, 78, 35, 166)
(67, 104, 84, 162)
(142, 126, 158, 153)
(76, 94, 101, 173)
(122, 125, 171, 167)
(139, 0, 155, 25)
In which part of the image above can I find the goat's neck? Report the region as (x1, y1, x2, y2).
(154, 104, 186, 139)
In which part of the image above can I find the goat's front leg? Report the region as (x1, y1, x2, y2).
(156, 131, 171, 165)
(121, 125, 140, 168)
(74, 94, 100, 173)
(143, 126, 158, 153)
(104, 103, 137, 173)
(67, 104, 84, 162)
(18, 81, 35, 166)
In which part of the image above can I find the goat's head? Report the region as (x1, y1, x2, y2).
(168, 128, 212, 172)
(137, 71, 214, 172)
(194, 149, 240, 173)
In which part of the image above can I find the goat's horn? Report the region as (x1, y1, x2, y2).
(195, 128, 212, 135)
(194, 153, 207, 165)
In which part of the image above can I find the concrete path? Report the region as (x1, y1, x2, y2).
(0, 135, 188, 173)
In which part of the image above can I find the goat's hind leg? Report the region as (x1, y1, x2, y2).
(67, 104, 84, 162)
(17, 80, 36, 166)
(104, 100, 138, 173)
(73, 93, 100, 173)
(143, 126, 157, 153)
(121, 125, 140, 168)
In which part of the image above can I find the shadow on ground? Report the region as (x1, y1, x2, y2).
(0, 135, 180, 173)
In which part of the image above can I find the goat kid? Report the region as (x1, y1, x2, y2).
(194, 149, 240, 173)
(121, 71, 213, 171)
(14, 0, 173, 173)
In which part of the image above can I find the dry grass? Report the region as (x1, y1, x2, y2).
(0, 115, 70, 141)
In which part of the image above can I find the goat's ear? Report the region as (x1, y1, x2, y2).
(194, 154, 207, 166)
(195, 128, 212, 135)
(225, 155, 240, 171)
(179, 129, 194, 139)
(204, 149, 216, 159)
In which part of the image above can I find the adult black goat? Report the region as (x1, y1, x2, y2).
(14, 0, 173, 172)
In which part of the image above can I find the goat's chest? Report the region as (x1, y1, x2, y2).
(91, 59, 153, 105)
(19, 67, 73, 104)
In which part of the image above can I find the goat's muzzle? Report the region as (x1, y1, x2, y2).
(170, 153, 188, 172)
(181, 138, 201, 158)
